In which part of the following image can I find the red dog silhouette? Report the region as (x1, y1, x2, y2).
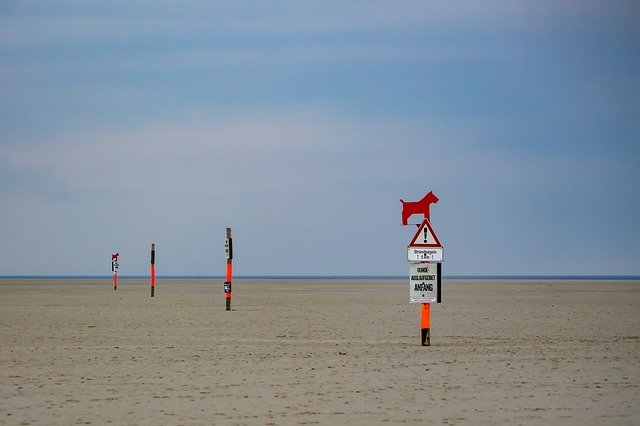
(400, 191, 439, 225)
(111, 253, 119, 262)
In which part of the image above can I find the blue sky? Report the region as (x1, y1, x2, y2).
(1, 1, 639, 276)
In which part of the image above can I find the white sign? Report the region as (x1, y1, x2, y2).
(409, 262, 441, 303)
(408, 219, 442, 248)
(407, 247, 443, 262)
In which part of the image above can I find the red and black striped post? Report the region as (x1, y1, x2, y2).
(224, 228, 233, 311)
(111, 252, 119, 290)
(150, 243, 156, 297)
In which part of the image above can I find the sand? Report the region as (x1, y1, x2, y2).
(0, 278, 638, 425)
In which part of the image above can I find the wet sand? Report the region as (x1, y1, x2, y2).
(1, 278, 638, 425)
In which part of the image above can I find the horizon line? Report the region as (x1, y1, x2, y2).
(1, 274, 639, 281)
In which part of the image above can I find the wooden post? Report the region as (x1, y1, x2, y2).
(224, 228, 233, 311)
(111, 253, 119, 290)
(150, 243, 155, 297)
(421, 303, 431, 346)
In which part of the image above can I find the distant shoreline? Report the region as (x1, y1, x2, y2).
(1, 275, 639, 281)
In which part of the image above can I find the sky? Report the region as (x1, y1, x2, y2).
(1, 1, 639, 276)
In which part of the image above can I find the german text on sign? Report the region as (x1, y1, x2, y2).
(407, 247, 444, 262)
(409, 262, 441, 303)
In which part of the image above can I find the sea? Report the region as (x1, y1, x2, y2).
(1, 275, 639, 280)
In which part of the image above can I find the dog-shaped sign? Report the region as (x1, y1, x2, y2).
(400, 191, 439, 225)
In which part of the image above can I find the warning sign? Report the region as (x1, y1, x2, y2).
(408, 219, 442, 248)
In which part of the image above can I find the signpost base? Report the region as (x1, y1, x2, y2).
(224, 281, 232, 311)
(421, 328, 430, 346)
(421, 303, 431, 346)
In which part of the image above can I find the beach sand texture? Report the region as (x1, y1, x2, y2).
(1, 278, 638, 425)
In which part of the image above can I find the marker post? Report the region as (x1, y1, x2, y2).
(421, 303, 430, 346)
(111, 253, 119, 290)
(402, 190, 443, 347)
(150, 243, 156, 297)
(224, 228, 233, 311)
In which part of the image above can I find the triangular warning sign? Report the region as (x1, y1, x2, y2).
(408, 219, 442, 248)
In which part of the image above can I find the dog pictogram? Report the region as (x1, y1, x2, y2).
(400, 191, 439, 225)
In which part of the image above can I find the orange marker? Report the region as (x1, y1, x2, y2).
(150, 243, 155, 297)
(421, 303, 430, 346)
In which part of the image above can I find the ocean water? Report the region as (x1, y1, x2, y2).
(1, 275, 639, 280)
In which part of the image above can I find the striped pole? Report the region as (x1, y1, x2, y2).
(150, 243, 155, 297)
(421, 303, 430, 346)
(111, 253, 119, 290)
(224, 228, 233, 311)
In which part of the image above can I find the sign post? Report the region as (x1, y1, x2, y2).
(421, 303, 431, 346)
(150, 243, 156, 297)
(401, 191, 443, 346)
(224, 228, 233, 311)
(111, 252, 119, 290)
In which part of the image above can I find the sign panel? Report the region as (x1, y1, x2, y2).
(225, 237, 233, 261)
(111, 253, 119, 272)
(407, 247, 443, 262)
(409, 262, 441, 303)
(408, 219, 442, 248)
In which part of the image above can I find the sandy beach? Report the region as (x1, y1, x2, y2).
(0, 278, 638, 425)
